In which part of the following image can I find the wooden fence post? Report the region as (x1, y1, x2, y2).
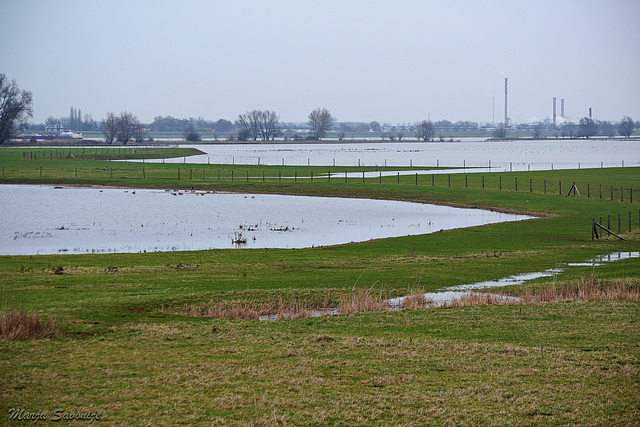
(618, 213, 621, 234)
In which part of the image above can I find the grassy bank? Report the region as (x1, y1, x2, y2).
(0, 147, 638, 425)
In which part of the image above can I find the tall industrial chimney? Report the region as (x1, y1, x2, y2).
(553, 97, 557, 128)
(589, 108, 592, 119)
(504, 78, 508, 126)
(561, 99, 565, 118)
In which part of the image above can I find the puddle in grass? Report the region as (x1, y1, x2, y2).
(260, 251, 640, 320)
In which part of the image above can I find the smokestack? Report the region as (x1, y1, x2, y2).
(504, 78, 508, 126)
(553, 97, 557, 128)
(589, 108, 592, 119)
(561, 99, 565, 118)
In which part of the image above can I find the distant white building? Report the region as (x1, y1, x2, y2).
(45, 123, 63, 132)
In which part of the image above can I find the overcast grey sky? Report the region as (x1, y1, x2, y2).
(1, 0, 639, 125)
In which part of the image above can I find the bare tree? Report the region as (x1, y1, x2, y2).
(238, 110, 260, 140)
(183, 124, 201, 142)
(258, 110, 280, 141)
(117, 112, 137, 144)
(238, 110, 280, 141)
(0, 74, 33, 144)
(337, 131, 345, 141)
(492, 124, 507, 139)
(415, 120, 435, 141)
(619, 116, 635, 138)
(133, 120, 147, 143)
(532, 124, 543, 139)
(577, 117, 597, 138)
(308, 107, 335, 139)
(397, 131, 405, 141)
(100, 112, 118, 144)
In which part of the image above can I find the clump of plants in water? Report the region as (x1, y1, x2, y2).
(168, 275, 640, 321)
(232, 230, 247, 245)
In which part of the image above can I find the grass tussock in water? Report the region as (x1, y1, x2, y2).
(171, 276, 640, 320)
(518, 274, 640, 303)
(337, 286, 388, 314)
(400, 288, 429, 309)
(0, 310, 55, 341)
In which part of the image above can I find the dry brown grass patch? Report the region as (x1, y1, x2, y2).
(173, 297, 313, 320)
(1, 310, 56, 340)
(519, 274, 640, 303)
(337, 287, 388, 314)
(401, 288, 429, 309)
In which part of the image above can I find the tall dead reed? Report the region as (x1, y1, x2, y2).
(450, 292, 517, 307)
(519, 274, 640, 303)
(401, 289, 429, 309)
(174, 296, 313, 320)
(1, 310, 56, 341)
(337, 287, 388, 314)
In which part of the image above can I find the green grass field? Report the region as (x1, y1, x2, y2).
(1, 146, 638, 425)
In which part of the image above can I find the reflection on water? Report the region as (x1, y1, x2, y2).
(0, 185, 531, 255)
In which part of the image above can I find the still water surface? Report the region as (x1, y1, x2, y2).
(0, 185, 531, 255)
(134, 140, 639, 171)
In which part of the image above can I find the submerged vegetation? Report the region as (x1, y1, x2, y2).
(0, 146, 638, 424)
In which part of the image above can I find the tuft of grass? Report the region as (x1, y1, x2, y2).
(0, 310, 55, 341)
(337, 286, 388, 314)
(401, 288, 429, 309)
(519, 274, 640, 303)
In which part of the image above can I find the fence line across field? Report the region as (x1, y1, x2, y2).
(5, 162, 639, 205)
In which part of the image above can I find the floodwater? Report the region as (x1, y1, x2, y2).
(261, 251, 640, 319)
(0, 185, 532, 255)
(130, 139, 639, 171)
(390, 251, 640, 307)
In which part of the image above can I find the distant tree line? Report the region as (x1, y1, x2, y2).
(2, 75, 637, 143)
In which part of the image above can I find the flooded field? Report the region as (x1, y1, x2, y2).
(0, 185, 532, 255)
(130, 139, 639, 171)
(260, 251, 640, 320)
